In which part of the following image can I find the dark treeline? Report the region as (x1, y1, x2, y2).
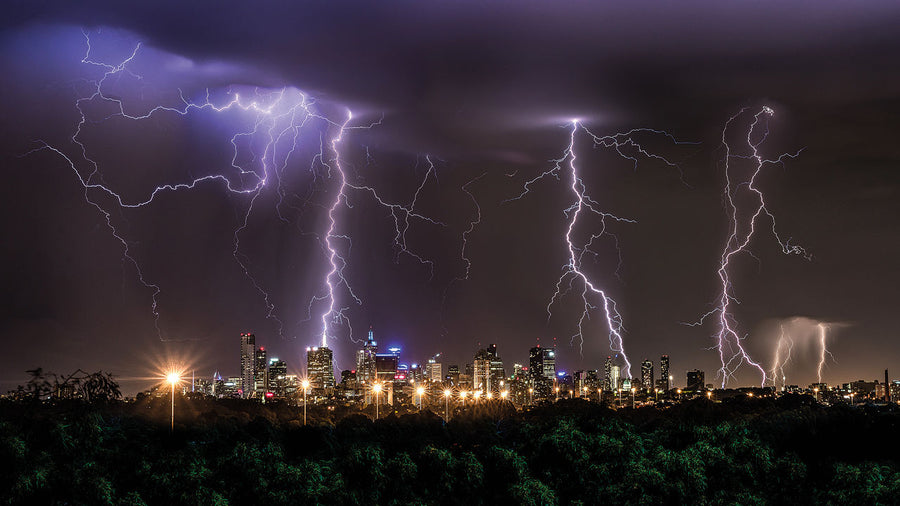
(3, 390, 900, 505)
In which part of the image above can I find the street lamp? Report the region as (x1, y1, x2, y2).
(555, 386, 560, 402)
(460, 390, 468, 408)
(301, 379, 310, 425)
(617, 388, 622, 408)
(166, 373, 180, 433)
(416, 385, 426, 410)
(372, 382, 383, 419)
(443, 389, 451, 420)
(814, 387, 819, 403)
(528, 387, 533, 406)
(655, 388, 660, 402)
(631, 387, 636, 408)
(500, 390, 508, 400)
(597, 388, 602, 402)
(706, 390, 713, 402)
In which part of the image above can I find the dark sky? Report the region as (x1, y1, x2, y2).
(2, 1, 899, 393)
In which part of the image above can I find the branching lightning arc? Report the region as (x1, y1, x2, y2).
(29, 30, 443, 346)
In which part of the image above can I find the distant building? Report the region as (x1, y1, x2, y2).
(254, 346, 268, 394)
(529, 345, 556, 381)
(240, 333, 256, 398)
(375, 350, 399, 384)
(686, 369, 705, 393)
(425, 355, 443, 383)
(355, 327, 378, 385)
(307, 346, 335, 392)
(446, 365, 460, 387)
(660, 355, 670, 391)
(641, 359, 654, 392)
(268, 359, 288, 397)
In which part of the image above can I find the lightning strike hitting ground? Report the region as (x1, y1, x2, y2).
(691, 107, 808, 387)
(507, 121, 687, 377)
(30, 30, 444, 345)
(771, 325, 794, 391)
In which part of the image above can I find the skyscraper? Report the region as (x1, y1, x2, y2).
(268, 359, 288, 397)
(356, 327, 378, 385)
(255, 346, 268, 394)
(426, 354, 443, 383)
(641, 359, 653, 392)
(307, 346, 335, 391)
(473, 347, 493, 392)
(660, 355, 670, 391)
(529, 345, 556, 380)
(240, 332, 256, 398)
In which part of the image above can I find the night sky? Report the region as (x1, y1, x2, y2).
(2, 1, 899, 394)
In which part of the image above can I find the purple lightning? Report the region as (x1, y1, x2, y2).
(507, 120, 687, 377)
(29, 30, 445, 346)
(771, 324, 794, 391)
(691, 107, 808, 387)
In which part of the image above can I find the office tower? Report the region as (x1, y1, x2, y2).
(641, 359, 653, 392)
(529, 345, 557, 380)
(240, 332, 256, 398)
(375, 350, 399, 384)
(268, 359, 288, 397)
(255, 346, 268, 393)
(447, 365, 460, 386)
(686, 369, 705, 393)
(473, 347, 493, 391)
(660, 355, 670, 391)
(355, 328, 378, 385)
(307, 346, 335, 391)
(426, 355, 443, 383)
(610, 365, 621, 391)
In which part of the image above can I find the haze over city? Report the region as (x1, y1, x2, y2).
(2, 1, 899, 394)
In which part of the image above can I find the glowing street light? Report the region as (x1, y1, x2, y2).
(500, 390, 508, 400)
(166, 372, 180, 433)
(443, 389, 452, 420)
(814, 387, 819, 403)
(655, 388, 660, 402)
(528, 387, 534, 406)
(555, 386, 560, 402)
(372, 382, 383, 419)
(707, 390, 713, 401)
(474, 390, 482, 401)
(460, 390, 468, 408)
(416, 385, 426, 410)
(301, 379, 310, 425)
(631, 387, 636, 408)
(486, 391, 493, 400)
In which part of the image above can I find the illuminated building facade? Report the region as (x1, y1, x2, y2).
(307, 346, 335, 392)
(239, 332, 256, 398)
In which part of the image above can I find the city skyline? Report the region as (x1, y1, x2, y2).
(3, 3, 900, 393)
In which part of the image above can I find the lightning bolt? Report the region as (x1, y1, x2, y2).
(507, 120, 688, 378)
(690, 107, 808, 387)
(816, 322, 835, 384)
(29, 30, 444, 346)
(771, 324, 794, 391)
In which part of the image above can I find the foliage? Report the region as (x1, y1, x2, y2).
(2, 389, 900, 505)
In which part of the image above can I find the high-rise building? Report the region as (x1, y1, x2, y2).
(686, 369, 705, 393)
(240, 332, 256, 398)
(641, 359, 654, 392)
(473, 348, 492, 392)
(307, 346, 335, 392)
(426, 355, 443, 383)
(447, 365, 460, 386)
(268, 359, 288, 397)
(660, 355, 670, 391)
(356, 327, 378, 385)
(375, 350, 399, 384)
(610, 365, 621, 391)
(255, 346, 268, 394)
(529, 345, 556, 380)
